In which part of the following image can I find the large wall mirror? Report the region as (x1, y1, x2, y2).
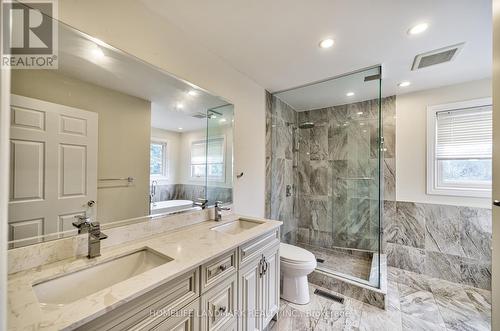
(8, 16, 234, 248)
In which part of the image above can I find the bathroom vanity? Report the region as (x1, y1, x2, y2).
(7, 213, 282, 330)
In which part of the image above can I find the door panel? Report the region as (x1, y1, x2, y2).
(239, 257, 262, 331)
(10, 140, 44, 201)
(8, 94, 98, 242)
(262, 246, 280, 327)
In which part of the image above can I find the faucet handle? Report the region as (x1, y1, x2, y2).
(215, 201, 231, 210)
(73, 215, 91, 233)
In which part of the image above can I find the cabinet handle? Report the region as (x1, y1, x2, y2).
(258, 256, 264, 277)
(219, 264, 227, 271)
(263, 257, 268, 275)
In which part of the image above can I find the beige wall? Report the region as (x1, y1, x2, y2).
(151, 127, 182, 185)
(57, 0, 266, 217)
(396, 79, 492, 208)
(11, 70, 151, 223)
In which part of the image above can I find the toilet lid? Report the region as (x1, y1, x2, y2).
(280, 243, 315, 263)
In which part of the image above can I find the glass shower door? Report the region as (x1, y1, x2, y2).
(271, 66, 383, 289)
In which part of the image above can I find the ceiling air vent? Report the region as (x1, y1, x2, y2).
(411, 43, 465, 70)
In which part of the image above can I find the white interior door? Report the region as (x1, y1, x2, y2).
(8, 94, 98, 246)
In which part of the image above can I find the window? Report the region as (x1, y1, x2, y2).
(150, 141, 168, 178)
(427, 98, 492, 197)
(190, 138, 225, 181)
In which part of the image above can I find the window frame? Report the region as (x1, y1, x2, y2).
(150, 139, 169, 181)
(190, 136, 226, 183)
(426, 97, 492, 198)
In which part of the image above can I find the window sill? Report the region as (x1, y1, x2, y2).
(427, 186, 491, 198)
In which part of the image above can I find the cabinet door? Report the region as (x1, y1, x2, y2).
(238, 256, 262, 331)
(262, 245, 280, 328)
(201, 273, 237, 331)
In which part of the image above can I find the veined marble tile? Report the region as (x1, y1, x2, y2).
(401, 313, 447, 331)
(424, 251, 461, 284)
(459, 207, 492, 262)
(386, 201, 425, 249)
(386, 243, 425, 274)
(424, 204, 463, 257)
(459, 258, 491, 290)
(310, 160, 329, 195)
(310, 125, 328, 161)
(430, 281, 490, 331)
(398, 284, 445, 326)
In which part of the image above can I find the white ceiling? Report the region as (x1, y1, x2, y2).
(140, 0, 492, 104)
(57, 24, 228, 132)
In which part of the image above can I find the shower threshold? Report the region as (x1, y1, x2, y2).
(296, 242, 387, 309)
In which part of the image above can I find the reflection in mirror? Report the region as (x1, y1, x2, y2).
(8, 20, 233, 248)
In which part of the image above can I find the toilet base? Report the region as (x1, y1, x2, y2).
(281, 275, 310, 305)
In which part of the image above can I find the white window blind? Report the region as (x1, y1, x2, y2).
(190, 138, 225, 180)
(435, 106, 492, 160)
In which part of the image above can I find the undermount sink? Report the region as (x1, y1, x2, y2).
(211, 218, 263, 235)
(33, 248, 173, 306)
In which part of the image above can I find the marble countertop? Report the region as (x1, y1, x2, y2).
(8, 214, 282, 331)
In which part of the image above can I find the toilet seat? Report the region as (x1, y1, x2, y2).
(280, 243, 316, 264)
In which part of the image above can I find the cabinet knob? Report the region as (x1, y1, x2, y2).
(219, 264, 227, 271)
(218, 306, 227, 313)
(494, 200, 500, 207)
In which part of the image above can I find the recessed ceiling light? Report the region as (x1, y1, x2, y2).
(346, 92, 355, 97)
(187, 90, 197, 96)
(176, 103, 184, 109)
(357, 111, 363, 115)
(319, 38, 334, 49)
(408, 23, 428, 35)
(398, 81, 411, 87)
(178, 127, 183, 130)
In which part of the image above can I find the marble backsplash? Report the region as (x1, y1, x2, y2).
(151, 183, 232, 205)
(384, 200, 492, 290)
(8, 208, 214, 275)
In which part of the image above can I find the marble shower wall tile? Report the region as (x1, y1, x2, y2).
(266, 93, 299, 242)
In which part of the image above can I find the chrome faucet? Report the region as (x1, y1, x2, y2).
(88, 222, 108, 258)
(73, 215, 108, 258)
(215, 201, 231, 222)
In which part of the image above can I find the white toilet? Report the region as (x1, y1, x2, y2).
(280, 243, 317, 305)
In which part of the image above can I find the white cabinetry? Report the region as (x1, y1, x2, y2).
(238, 231, 280, 331)
(79, 229, 280, 331)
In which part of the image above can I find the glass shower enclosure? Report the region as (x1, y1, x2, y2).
(269, 66, 383, 288)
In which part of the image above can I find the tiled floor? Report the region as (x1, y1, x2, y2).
(268, 267, 491, 331)
(297, 243, 372, 281)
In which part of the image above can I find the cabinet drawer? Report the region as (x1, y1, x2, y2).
(239, 229, 279, 267)
(201, 249, 237, 292)
(146, 298, 200, 331)
(201, 273, 237, 331)
(77, 268, 199, 331)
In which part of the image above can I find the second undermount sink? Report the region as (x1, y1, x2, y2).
(211, 218, 263, 235)
(33, 248, 173, 307)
